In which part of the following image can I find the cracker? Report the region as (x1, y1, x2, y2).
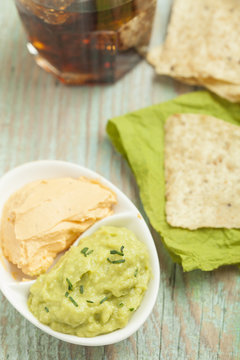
(147, 46, 240, 102)
(175, 77, 240, 103)
(147, 0, 240, 101)
(200, 81, 240, 103)
(159, 0, 240, 83)
(164, 113, 240, 229)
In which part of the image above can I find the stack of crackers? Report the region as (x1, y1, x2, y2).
(164, 113, 240, 230)
(148, 0, 240, 102)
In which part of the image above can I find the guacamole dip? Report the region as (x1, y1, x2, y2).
(28, 226, 151, 337)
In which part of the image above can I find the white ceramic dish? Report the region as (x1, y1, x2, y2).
(0, 160, 160, 346)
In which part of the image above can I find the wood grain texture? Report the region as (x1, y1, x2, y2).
(1, 0, 240, 359)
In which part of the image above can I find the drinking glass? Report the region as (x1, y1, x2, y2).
(15, 0, 156, 84)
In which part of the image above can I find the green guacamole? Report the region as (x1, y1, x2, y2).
(28, 226, 151, 337)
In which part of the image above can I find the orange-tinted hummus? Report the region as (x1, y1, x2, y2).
(0, 177, 116, 276)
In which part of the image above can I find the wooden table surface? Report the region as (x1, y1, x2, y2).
(1, 1, 240, 359)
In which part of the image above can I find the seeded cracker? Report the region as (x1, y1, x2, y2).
(147, 0, 240, 102)
(164, 113, 240, 229)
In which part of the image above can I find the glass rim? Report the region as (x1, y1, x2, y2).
(28, 0, 133, 13)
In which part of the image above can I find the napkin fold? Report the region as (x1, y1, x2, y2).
(107, 91, 240, 271)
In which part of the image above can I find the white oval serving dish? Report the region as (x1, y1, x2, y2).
(0, 160, 160, 346)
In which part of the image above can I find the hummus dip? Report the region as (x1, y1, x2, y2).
(28, 226, 151, 337)
(0, 177, 116, 276)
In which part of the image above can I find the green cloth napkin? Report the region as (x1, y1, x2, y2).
(106, 91, 240, 271)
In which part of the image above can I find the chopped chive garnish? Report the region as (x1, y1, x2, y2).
(81, 247, 89, 256)
(129, 308, 134, 312)
(66, 278, 73, 291)
(69, 296, 78, 307)
(65, 291, 69, 297)
(80, 285, 84, 294)
(134, 268, 138, 277)
(110, 250, 124, 256)
(81, 247, 93, 257)
(86, 300, 94, 303)
(119, 303, 124, 307)
(99, 296, 108, 304)
(44, 306, 49, 313)
(86, 249, 94, 256)
(120, 245, 124, 253)
(107, 258, 126, 264)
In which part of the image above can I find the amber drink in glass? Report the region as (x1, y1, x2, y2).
(15, 0, 156, 84)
